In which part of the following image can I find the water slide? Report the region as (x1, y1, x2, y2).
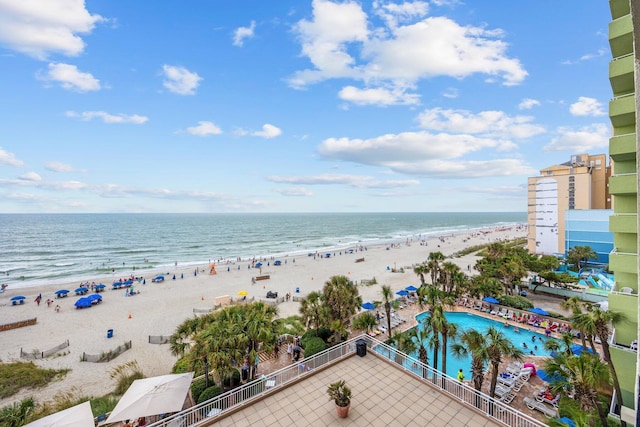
(596, 273, 614, 290)
(587, 276, 601, 289)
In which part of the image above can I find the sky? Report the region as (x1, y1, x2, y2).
(0, 0, 613, 213)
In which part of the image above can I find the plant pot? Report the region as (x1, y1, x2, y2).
(336, 402, 350, 418)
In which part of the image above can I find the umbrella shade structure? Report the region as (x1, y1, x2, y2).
(105, 372, 194, 424)
(87, 294, 102, 304)
(555, 417, 576, 427)
(361, 301, 375, 310)
(396, 290, 409, 296)
(94, 284, 106, 290)
(274, 260, 282, 266)
(55, 289, 69, 296)
(537, 369, 564, 383)
(482, 297, 499, 304)
(10, 296, 26, 301)
(530, 307, 549, 316)
(74, 297, 92, 308)
(24, 401, 94, 427)
(75, 287, 88, 295)
(237, 290, 248, 297)
(571, 344, 596, 356)
(405, 285, 419, 292)
(255, 262, 263, 267)
(152, 275, 165, 282)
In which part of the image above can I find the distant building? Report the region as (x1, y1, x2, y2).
(606, 0, 639, 423)
(527, 153, 611, 256)
(564, 209, 614, 265)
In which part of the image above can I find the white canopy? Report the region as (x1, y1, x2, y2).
(105, 372, 194, 424)
(24, 401, 94, 427)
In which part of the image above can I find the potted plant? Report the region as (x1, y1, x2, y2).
(327, 380, 351, 418)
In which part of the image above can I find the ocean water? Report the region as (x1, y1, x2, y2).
(0, 212, 525, 289)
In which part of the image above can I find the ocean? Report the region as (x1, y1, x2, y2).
(0, 212, 525, 289)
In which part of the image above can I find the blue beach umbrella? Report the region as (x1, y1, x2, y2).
(571, 344, 596, 356)
(55, 289, 69, 296)
(362, 301, 375, 310)
(530, 307, 549, 316)
(396, 290, 409, 296)
(405, 285, 418, 292)
(10, 296, 25, 301)
(482, 296, 499, 304)
(555, 417, 576, 427)
(87, 294, 102, 303)
(75, 297, 92, 308)
(255, 262, 263, 267)
(537, 369, 564, 383)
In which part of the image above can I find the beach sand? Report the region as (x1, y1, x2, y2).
(0, 226, 526, 406)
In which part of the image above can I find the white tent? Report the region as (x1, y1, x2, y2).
(24, 401, 94, 427)
(105, 372, 194, 424)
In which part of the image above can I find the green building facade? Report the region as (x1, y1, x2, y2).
(607, 0, 639, 424)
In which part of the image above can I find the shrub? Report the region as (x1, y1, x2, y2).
(171, 357, 189, 374)
(197, 385, 221, 404)
(302, 337, 327, 358)
(497, 295, 533, 310)
(190, 377, 212, 402)
(223, 369, 241, 388)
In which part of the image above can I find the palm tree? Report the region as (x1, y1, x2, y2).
(431, 305, 457, 384)
(451, 329, 487, 392)
(352, 311, 378, 334)
(441, 261, 460, 294)
(561, 296, 587, 349)
(484, 325, 524, 398)
(381, 285, 394, 337)
(416, 283, 440, 312)
(567, 245, 597, 271)
(408, 323, 432, 379)
(545, 352, 611, 426)
(573, 307, 627, 409)
(322, 275, 362, 326)
(427, 251, 445, 286)
(299, 291, 325, 329)
(414, 263, 427, 285)
(390, 330, 417, 365)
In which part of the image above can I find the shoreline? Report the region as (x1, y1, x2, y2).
(0, 225, 526, 406)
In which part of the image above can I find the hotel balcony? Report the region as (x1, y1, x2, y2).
(609, 132, 636, 162)
(608, 173, 637, 195)
(609, 94, 636, 128)
(609, 53, 634, 96)
(609, 0, 630, 20)
(609, 251, 638, 275)
(610, 213, 637, 234)
(609, 14, 633, 58)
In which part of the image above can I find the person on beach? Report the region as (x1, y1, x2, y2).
(457, 369, 465, 382)
(55, 304, 60, 312)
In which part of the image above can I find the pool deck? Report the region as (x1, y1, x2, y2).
(260, 294, 600, 425)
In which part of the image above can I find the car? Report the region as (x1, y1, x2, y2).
(266, 291, 278, 299)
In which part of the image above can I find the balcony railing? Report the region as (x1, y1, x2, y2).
(147, 335, 546, 427)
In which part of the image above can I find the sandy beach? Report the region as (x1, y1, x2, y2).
(0, 226, 526, 406)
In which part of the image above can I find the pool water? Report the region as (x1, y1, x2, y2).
(381, 311, 558, 379)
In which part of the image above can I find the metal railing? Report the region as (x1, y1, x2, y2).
(147, 338, 356, 427)
(368, 336, 546, 427)
(148, 335, 545, 427)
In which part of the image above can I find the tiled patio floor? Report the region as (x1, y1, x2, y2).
(213, 354, 501, 427)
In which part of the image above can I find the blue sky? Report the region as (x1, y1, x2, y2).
(0, 1, 612, 213)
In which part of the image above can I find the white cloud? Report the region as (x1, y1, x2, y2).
(543, 124, 610, 152)
(267, 174, 419, 188)
(374, 1, 429, 29)
(0, 148, 24, 167)
(338, 85, 420, 106)
(45, 161, 74, 172)
(66, 110, 148, 124)
(569, 96, 606, 117)
(186, 121, 222, 136)
(518, 98, 540, 110)
(162, 65, 202, 95)
(42, 62, 100, 92)
(417, 107, 545, 139)
(0, 0, 103, 59)
(233, 20, 256, 47)
(289, 2, 527, 96)
(18, 172, 41, 182)
(252, 124, 282, 139)
(274, 187, 314, 197)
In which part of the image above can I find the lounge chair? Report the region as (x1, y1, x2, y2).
(458, 297, 467, 306)
(490, 307, 498, 315)
(535, 392, 560, 407)
(466, 299, 475, 308)
(474, 302, 483, 310)
(524, 396, 558, 417)
(497, 308, 507, 317)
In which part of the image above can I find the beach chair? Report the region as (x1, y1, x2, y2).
(504, 310, 514, 319)
(497, 308, 507, 317)
(524, 397, 558, 417)
(474, 301, 482, 310)
(535, 392, 560, 407)
(465, 299, 474, 308)
(490, 306, 498, 315)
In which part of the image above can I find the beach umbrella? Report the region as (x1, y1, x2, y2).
(571, 344, 596, 356)
(105, 372, 194, 424)
(94, 284, 105, 290)
(361, 301, 375, 310)
(396, 290, 409, 296)
(482, 296, 499, 304)
(530, 307, 549, 316)
(555, 417, 576, 427)
(255, 262, 263, 267)
(274, 260, 282, 266)
(75, 287, 88, 294)
(87, 294, 102, 303)
(537, 369, 564, 383)
(10, 296, 25, 301)
(55, 289, 69, 295)
(74, 297, 92, 308)
(405, 285, 418, 292)
(237, 290, 248, 297)
(24, 400, 94, 427)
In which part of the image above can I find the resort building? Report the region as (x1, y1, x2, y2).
(565, 209, 614, 265)
(607, 0, 639, 424)
(527, 153, 611, 257)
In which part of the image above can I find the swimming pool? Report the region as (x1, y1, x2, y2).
(378, 311, 557, 379)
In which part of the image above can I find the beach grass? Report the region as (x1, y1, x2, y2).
(0, 361, 68, 399)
